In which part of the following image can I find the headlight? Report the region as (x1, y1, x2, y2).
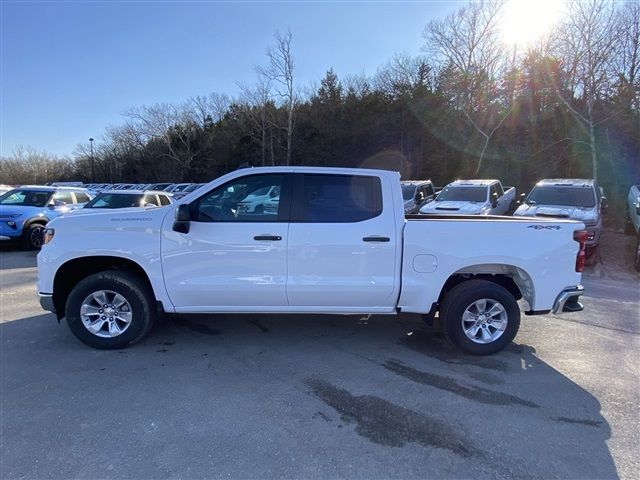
(42, 228, 55, 245)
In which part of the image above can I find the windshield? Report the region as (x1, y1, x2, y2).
(527, 186, 596, 208)
(436, 186, 487, 202)
(401, 185, 417, 201)
(183, 183, 205, 193)
(0, 189, 53, 207)
(84, 193, 145, 208)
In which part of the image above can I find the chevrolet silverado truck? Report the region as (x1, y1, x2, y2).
(419, 179, 516, 215)
(401, 180, 437, 214)
(514, 179, 607, 259)
(37, 167, 586, 354)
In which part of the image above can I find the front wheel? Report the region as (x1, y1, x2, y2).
(440, 279, 521, 355)
(65, 271, 157, 349)
(23, 223, 45, 250)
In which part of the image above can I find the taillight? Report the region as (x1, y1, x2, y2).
(574, 230, 587, 272)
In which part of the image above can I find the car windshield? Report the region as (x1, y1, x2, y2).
(436, 186, 487, 202)
(0, 189, 53, 207)
(401, 185, 417, 201)
(84, 193, 145, 208)
(527, 186, 596, 208)
(183, 183, 205, 193)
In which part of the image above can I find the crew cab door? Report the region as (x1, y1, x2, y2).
(286, 173, 398, 310)
(161, 173, 292, 311)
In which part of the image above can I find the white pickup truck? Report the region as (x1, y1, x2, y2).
(419, 179, 516, 215)
(37, 167, 586, 355)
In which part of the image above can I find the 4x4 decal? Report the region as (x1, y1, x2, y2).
(528, 225, 561, 230)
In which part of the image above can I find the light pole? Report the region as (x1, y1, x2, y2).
(89, 138, 95, 183)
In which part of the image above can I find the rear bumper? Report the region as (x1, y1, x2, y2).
(552, 285, 584, 314)
(38, 293, 56, 314)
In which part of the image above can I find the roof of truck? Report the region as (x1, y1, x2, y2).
(401, 180, 433, 186)
(448, 179, 499, 187)
(536, 179, 595, 187)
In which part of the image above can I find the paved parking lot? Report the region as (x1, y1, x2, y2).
(1, 230, 639, 479)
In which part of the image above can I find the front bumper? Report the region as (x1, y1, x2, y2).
(38, 293, 56, 314)
(552, 286, 584, 314)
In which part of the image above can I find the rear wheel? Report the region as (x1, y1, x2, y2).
(22, 223, 45, 250)
(440, 279, 520, 355)
(65, 271, 156, 349)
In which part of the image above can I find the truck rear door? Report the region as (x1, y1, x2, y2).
(286, 173, 398, 310)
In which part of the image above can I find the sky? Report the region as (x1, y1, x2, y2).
(1, 1, 460, 157)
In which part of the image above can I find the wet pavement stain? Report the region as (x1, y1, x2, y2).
(304, 377, 479, 457)
(383, 359, 539, 408)
(173, 318, 221, 336)
(249, 319, 270, 333)
(552, 416, 603, 428)
(467, 371, 505, 386)
(399, 330, 509, 372)
(160, 341, 176, 346)
(156, 349, 168, 353)
(312, 411, 332, 422)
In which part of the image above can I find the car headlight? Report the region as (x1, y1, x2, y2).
(42, 228, 55, 245)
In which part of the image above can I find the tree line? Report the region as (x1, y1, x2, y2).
(1, 0, 638, 218)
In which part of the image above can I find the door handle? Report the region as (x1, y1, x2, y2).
(254, 235, 282, 241)
(362, 236, 390, 242)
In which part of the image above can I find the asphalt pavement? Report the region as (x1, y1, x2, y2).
(1, 240, 638, 479)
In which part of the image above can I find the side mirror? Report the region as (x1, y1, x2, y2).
(636, 204, 640, 216)
(518, 193, 527, 204)
(173, 204, 191, 233)
(600, 197, 608, 214)
(491, 192, 498, 209)
(415, 191, 424, 203)
(48, 200, 66, 209)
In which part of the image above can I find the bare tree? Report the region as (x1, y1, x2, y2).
(260, 30, 295, 165)
(555, 0, 620, 180)
(184, 92, 230, 128)
(612, 0, 640, 110)
(123, 102, 200, 176)
(423, 1, 513, 174)
(239, 72, 274, 165)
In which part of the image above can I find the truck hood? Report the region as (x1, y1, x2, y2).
(420, 201, 489, 215)
(514, 204, 598, 224)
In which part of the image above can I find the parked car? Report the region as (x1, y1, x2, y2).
(173, 183, 206, 199)
(38, 167, 586, 354)
(419, 179, 516, 215)
(625, 184, 640, 271)
(81, 190, 173, 210)
(146, 183, 173, 191)
(164, 183, 192, 193)
(0, 186, 93, 249)
(401, 180, 436, 214)
(514, 179, 607, 258)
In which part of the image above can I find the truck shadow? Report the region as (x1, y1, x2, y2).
(0, 312, 620, 479)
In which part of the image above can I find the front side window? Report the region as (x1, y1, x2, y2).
(425, 184, 435, 197)
(142, 194, 160, 206)
(74, 192, 91, 203)
(295, 174, 382, 223)
(0, 190, 53, 207)
(193, 174, 284, 222)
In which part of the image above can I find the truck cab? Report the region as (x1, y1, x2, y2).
(401, 180, 436, 214)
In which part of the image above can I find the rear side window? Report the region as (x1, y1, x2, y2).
(53, 191, 74, 204)
(142, 194, 160, 206)
(294, 174, 382, 223)
(74, 192, 91, 203)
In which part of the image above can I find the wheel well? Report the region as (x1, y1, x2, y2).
(23, 218, 48, 229)
(53, 256, 153, 319)
(438, 271, 526, 306)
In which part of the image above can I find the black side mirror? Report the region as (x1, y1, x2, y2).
(600, 197, 608, 214)
(518, 193, 527, 204)
(636, 203, 640, 216)
(415, 191, 424, 203)
(173, 204, 191, 233)
(491, 192, 498, 208)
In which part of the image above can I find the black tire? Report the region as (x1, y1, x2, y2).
(635, 233, 640, 272)
(65, 271, 156, 349)
(624, 212, 634, 235)
(22, 223, 46, 250)
(440, 279, 521, 355)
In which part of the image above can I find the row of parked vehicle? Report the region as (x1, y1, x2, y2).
(1, 176, 638, 271)
(0, 182, 208, 249)
(401, 177, 615, 264)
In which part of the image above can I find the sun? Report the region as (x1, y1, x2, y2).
(501, 0, 563, 47)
